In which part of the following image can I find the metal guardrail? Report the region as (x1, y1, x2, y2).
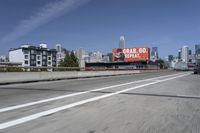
(0, 66, 83, 72)
(0, 65, 161, 72)
(85, 68, 160, 71)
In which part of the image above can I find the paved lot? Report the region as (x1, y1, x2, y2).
(0, 71, 199, 133)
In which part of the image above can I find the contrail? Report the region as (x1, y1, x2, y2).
(0, 0, 91, 43)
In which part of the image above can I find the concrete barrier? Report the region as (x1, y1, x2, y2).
(0, 70, 143, 84)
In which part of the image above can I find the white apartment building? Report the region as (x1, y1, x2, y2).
(9, 44, 57, 67)
(55, 44, 67, 66)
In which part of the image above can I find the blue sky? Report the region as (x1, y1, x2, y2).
(0, 0, 200, 57)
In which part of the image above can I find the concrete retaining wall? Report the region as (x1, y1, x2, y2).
(0, 70, 144, 84)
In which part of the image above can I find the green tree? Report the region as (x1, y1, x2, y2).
(59, 59, 65, 67)
(157, 59, 168, 69)
(70, 51, 79, 67)
(59, 51, 79, 68)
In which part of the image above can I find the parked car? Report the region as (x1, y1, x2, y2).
(194, 65, 200, 74)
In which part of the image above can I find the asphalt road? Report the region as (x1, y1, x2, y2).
(0, 71, 199, 133)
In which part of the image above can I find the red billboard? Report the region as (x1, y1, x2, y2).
(112, 48, 149, 62)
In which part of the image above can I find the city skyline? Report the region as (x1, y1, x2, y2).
(1, 0, 200, 57)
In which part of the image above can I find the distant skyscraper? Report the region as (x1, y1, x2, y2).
(189, 49, 192, 55)
(181, 46, 189, 63)
(168, 55, 174, 62)
(55, 44, 62, 53)
(119, 36, 125, 48)
(75, 48, 85, 68)
(75, 48, 85, 60)
(195, 44, 200, 64)
(195, 44, 200, 54)
(178, 49, 181, 60)
(55, 44, 65, 66)
(151, 47, 158, 61)
(188, 49, 193, 63)
(107, 53, 113, 63)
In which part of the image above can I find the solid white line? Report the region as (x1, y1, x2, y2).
(177, 94, 200, 98)
(0, 73, 186, 113)
(0, 73, 189, 130)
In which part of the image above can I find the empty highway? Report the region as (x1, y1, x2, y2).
(0, 71, 199, 133)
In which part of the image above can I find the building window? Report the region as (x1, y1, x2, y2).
(36, 51, 41, 55)
(37, 61, 41, 65)
(23, 50, 29, 54)
(48, 62, 51, 65)
(47, 51, 51, 56)
(48, 57, 51, 60)
(31, 55, 35, 60)
(31, 60, 36, 65)
(52, 61, 56, 66)
(24, 60, 28, 64)
(31, 50, 35, 54)
(42, 56, 47, 60)
(52, 56, 56, 60)
(42, 51, 47, 55)
(37, 56, 41, 60)
(42, 61, 47, 66)
(24, 55, 29, 59)
(52, 51, 57, 56)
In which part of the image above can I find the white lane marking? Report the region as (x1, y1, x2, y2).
(0, 73, 189, 130)
(0, 73, 186, 113)
(177, 94, 200, 98)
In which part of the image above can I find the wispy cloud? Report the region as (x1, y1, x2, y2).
(1, 0, 91, 43)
